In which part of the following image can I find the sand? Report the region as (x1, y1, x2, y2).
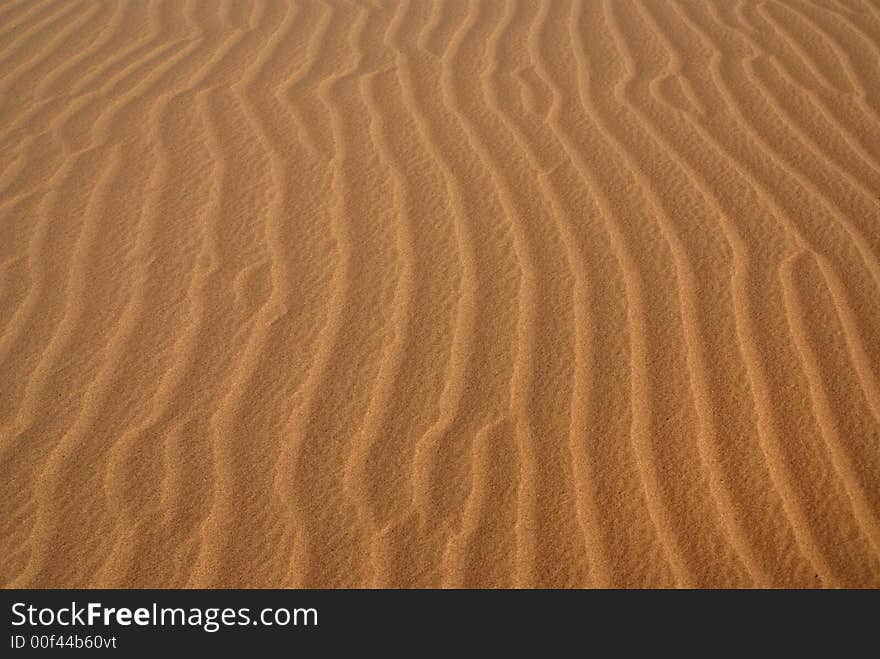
(1, 0, 879, 588)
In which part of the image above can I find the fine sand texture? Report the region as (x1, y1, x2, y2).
(2, 0, 880, 588)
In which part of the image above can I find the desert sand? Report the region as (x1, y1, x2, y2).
(1, 0, 879, 588)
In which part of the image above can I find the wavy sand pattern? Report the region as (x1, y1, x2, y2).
(1, 0, 879, 588)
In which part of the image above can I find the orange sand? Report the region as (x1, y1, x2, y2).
(1, 0, 880, 588)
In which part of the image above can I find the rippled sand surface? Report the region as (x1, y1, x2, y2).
(1, 0, 879, 587)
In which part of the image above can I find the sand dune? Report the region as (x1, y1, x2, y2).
(1, 0, 879, 588)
